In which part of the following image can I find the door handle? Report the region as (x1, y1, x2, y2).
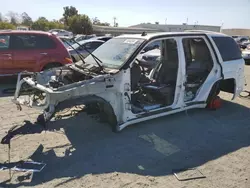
(40, 52, 47, 55)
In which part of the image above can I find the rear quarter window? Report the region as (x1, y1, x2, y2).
(36, 35, 57, 49)
(212, 36, 242, 61)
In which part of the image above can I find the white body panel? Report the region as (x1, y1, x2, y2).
(12, 31, 245, 132)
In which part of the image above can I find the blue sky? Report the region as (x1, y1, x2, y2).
(1, 0, 250, 29)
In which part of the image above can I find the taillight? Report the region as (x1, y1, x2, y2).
(65, 57, 73, 64)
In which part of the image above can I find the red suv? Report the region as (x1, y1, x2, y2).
(0, 30, 72, 75)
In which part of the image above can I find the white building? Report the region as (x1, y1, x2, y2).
(93, 25, 159, 36)
(222, 28, 250, 37)
(92, 23, 221, 36)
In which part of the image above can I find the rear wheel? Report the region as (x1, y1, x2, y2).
(206, 82, 221, 110)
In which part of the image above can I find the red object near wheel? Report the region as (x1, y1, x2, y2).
(207, 96, 222, 110)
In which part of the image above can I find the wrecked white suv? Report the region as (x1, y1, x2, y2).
(12, 31, 245, 132)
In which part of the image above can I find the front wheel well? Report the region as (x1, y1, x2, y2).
(53, 95, 118, 132)
(84, 99, 118, 132)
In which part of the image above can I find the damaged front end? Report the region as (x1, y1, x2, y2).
(12, 64, 118, 127)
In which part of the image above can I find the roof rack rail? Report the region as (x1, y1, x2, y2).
(184, 30, 219, 33)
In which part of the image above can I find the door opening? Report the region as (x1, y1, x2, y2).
(130, 38, 179, 113)
(182, 37, 214, 102)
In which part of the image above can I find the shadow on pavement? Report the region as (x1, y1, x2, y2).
(1, 99, 250, 187)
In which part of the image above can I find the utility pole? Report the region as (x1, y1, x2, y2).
(165, 18, 167, 25)
(186, 17, 188, 24)
(220, 22, 224, 33)
(113, 17, 116, 27)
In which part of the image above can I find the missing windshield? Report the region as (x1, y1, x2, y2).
(84, 38, 145, 69)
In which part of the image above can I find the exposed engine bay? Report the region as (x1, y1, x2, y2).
(28, 64, 105, 89)
(12, 63, 119, 123)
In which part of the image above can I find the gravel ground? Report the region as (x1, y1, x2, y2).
(0, 68, 250, 188)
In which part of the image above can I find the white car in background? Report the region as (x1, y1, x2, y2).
(16, 26, 29, 31)
(49, 29, 73, 38)
(242, 49, 250, 64)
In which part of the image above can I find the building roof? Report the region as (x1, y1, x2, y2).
(93, 25, 160, 32)
(129, 23, 221, 28)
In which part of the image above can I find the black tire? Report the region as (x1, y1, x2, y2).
(42, 63, 62, 71)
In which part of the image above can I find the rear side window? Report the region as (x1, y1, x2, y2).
(11, 34, 56, 50)
(212, 37, 242, 61)
(0, 35, 10, 50)
(36, 35, 56, 49)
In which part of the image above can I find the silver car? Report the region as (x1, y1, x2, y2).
(49, 29, 73, 38)
(242, 49, 250, 64)
(68, 39, 105, 62)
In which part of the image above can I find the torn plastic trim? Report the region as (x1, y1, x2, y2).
(13, 76, 52, 110)
(13, 73, 115, 111)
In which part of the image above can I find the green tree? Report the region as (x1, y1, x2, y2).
(0, 13, 3, 22)
(6, 11, 20, 25)
(31, 17, 50, 31)
(48, 20, 64, 30)
(0, 22, 15, 29)
(68, 14, 93, 34)
(21, 12, 33, 26)
(92, 17, 100, 25)
(63, 6, 78, 25)
(92, 17, 110, 26)
(31, 17, 65, 31)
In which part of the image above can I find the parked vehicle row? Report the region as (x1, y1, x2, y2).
(74, 34, 97, 42)
(48, 29, 74, 38)
(68, 39, 105, 62)
(0, 28, 115, 76)
(0, 30, 73, 76)
(234, 35, 250, 64)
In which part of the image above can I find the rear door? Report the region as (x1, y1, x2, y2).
(0, 34, 13, 75)
(180, 35, 221, 104)
(11, 34, 51, 73)
(211, 36, 245, 98)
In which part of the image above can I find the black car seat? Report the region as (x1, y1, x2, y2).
(141, 58, 178, 105)
(187, 40, 213, 82)
(130, 62, 142, 91)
